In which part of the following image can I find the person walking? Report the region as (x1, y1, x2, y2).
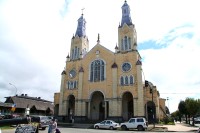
(48, 119, 57, 133)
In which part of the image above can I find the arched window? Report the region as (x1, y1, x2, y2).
(70, 82, 73, 89)
(76, 81, 78, 88)
(125, 76, 129, 85)
(71, 49, 74, 59)
(130, 75, 134, 85)
(124, 36, 128, 50)
(90, 60, 105, 82)
(74, 81, 76, 88)
(128, 37, 131, 49)
(120, 76, 124, 86)
(68, 81, 70, 89)
(77, 48, 79, 58)
(121, 39, 124, 51)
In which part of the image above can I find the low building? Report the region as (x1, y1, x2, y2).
(0, 94, 54, 116)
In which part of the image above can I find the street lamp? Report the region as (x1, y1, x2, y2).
(167, 97, 169, 112)
(9, 83, 17, 96)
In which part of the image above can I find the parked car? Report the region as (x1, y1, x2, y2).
(120, 117, 148, 131)
(94, 120, 120, 130)
(31, 115, 51, 130)
(3, 114, 20, 119)
(0, 114, 4, 120)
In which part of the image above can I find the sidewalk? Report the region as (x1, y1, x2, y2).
(148, 122, 199, 132)
(58, 121, 200, 132)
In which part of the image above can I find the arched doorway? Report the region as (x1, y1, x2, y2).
(122, 92, 133, 120)
(90, 91, 105, 120)
(30, 106, 37, 115)
(146, 101, 156, 123)
(67, 95, 75, 121)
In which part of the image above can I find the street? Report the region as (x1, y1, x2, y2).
(1, 122, 200, 133)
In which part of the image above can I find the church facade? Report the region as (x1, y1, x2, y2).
(54, 1, 166, 123)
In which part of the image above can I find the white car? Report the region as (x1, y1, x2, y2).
(94, 120, 120, 130)
(120, 117, 148, 131)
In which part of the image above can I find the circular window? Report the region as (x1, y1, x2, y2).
(69, 70, 76, 78)
(122, 62, 131, 72)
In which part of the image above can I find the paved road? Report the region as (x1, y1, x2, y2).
(1, 122, 200, 133)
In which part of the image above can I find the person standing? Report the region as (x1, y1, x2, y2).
(48, 119, 57, 133)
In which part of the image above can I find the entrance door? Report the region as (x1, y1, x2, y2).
(67, 95, 75, 122)
(146, 101, 156, 124)
(90, 91, 105, 120)
(122, 92, 133, 120)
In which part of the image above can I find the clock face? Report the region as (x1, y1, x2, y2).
(122, 62, 131, 72)
(69, 70, 76, 78)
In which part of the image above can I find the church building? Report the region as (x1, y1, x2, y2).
(54, 1, 167, 123)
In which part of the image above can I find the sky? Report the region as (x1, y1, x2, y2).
(0, 0, 200, 113)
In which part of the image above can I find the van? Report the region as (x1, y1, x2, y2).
(31, 116, 50, 130)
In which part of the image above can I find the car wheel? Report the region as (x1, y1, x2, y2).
(95, 126, 99, 129)
(137, 125, 143, 131)
(109, 126, 114, 130)
(121, 125, 127, 130)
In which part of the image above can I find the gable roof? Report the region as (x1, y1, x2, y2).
(5, 95, 54, 111)
(83, 43, 114, 59)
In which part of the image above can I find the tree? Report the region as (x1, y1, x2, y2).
(178, 100, 188, 123)
(185, 98, 198, 126)
(171, 110, 182, 122)
(196, 99, 200, 115)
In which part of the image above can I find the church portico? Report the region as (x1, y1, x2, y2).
(89, 91, 105, 120)
(67, 95, 75, 117)
(122, 91, 134, 120)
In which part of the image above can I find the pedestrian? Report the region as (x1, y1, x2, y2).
(26, 115, 31, 124)
(48, 118, 57, 133)
(197, 127, 200, 133)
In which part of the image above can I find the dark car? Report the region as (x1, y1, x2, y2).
(0, 114, 4, 120)
(31, 116, 51, 130)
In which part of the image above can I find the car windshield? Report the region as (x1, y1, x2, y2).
(100, 121, 106, 124)
(40, 116, 48, 120)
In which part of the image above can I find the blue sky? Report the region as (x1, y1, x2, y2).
(0, 0, 200, 113)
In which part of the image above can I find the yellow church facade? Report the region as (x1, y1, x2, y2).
(54, 1, 166, 123)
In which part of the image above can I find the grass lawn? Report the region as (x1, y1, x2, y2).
(0, 126, 15, 130)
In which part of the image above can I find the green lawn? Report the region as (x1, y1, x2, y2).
(0, 126, 15, 130)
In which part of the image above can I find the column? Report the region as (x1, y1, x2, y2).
(59, 71, 66, 116)
(104, 101, 107, 119)
(77, 68, 84, 117)
(136, 63, 144, 116)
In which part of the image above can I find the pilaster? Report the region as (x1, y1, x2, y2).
(136, 65, 144, 116)
(112, 68, 117, 98)
(58, 72, 66, 116)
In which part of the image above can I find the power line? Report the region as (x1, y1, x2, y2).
(160, 92, 200, 94)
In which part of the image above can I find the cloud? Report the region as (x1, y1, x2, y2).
(0, 0, 69, 101)
(140, 23, 200, 112)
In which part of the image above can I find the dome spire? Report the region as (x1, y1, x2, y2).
(121, 0, 132, 26)
(75, 8, 86, 37)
